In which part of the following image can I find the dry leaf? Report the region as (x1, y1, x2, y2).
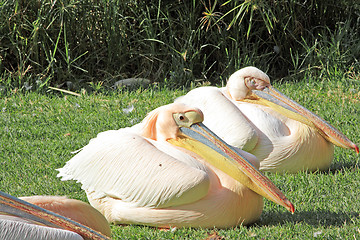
(204, 231, 225, 240)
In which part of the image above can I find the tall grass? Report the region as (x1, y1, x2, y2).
(0, 0, 359, 91)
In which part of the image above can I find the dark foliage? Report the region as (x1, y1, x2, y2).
(0, 0, 359, 90)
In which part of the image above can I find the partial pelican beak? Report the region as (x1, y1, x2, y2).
(251, 86, 359, 154)
(168, 122, 295, 214)
(0, 190, 110, 240)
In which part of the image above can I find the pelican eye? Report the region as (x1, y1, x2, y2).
(244, 77, 256, 89)
(177, 113, 188, 122)
(246, 78, 268, 91)
(173, 111, 203, 128)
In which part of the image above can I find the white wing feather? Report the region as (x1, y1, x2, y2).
(0, 216, 83, 240)
(57, 129, 211, 209)
(176, 86, 259, 151)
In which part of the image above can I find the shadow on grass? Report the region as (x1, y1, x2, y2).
(326, 161, 359, 174)
(256, 210, 359, 227)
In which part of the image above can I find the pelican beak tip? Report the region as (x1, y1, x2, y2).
(289, 202, 295, 214)
(355, 144, 359, 154)
(282, 198, 295, 214)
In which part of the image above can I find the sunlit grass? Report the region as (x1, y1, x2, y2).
(1, 79, 359, 239)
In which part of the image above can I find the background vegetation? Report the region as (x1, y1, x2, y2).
(0, 0, 359, 91)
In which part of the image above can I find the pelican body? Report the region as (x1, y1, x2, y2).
(176, 67, 358, 173)
(0, 191, 111, 240)
(58, 103, 294, 228)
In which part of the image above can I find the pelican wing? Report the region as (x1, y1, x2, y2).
(57, 130, 210, 209)
(176, 86, 259, 151)
(0, 216, 83, 240)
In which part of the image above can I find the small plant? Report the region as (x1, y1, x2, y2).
(88, 81, 104, 93)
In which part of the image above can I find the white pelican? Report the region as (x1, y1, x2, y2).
(57, 103, 294, 228)
(176, 67, 359, 173)
(0, 191, 111, 239)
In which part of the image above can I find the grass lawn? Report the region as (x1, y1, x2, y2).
(1, 80, 359, 239)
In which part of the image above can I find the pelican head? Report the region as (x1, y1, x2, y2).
(140, 103, 295, 213)
(226, 67, 359, 154)
(227, 66, 271, 100)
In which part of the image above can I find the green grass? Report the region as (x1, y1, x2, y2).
(1, 79, 360, 239)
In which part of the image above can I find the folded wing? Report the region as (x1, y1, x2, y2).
(57, 129, 211, 209)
